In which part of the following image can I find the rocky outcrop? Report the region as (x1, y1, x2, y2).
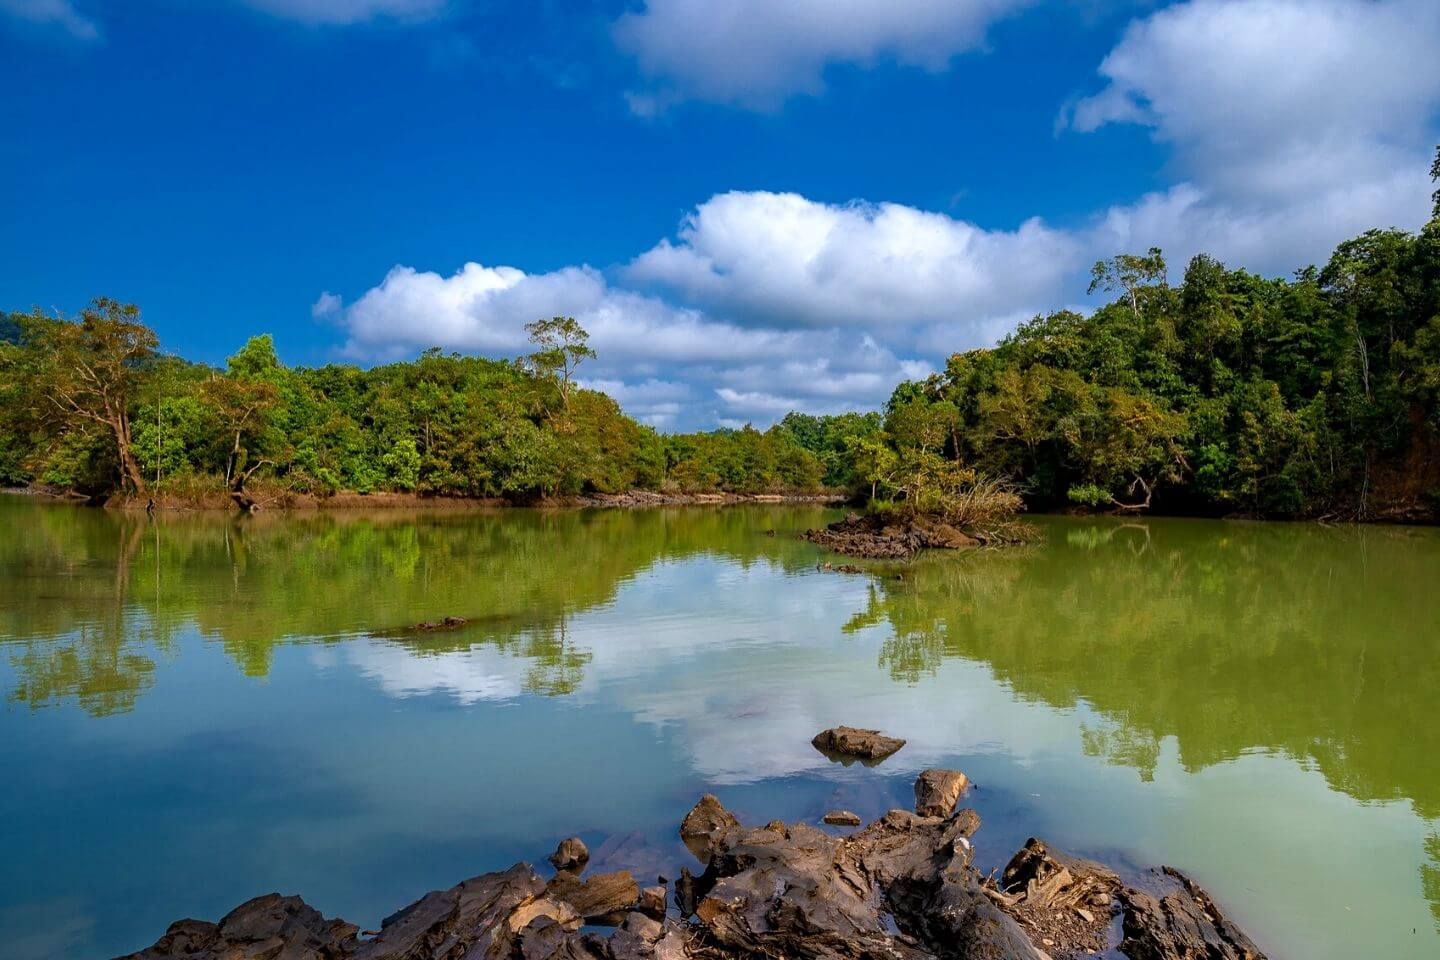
(120, 780, 1267, 960)
(812, 726, 907, 763)
(1120, 867, 1267, 960)
(913, 768, 969, 818)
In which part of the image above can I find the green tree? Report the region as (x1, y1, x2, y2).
(523, 316, 596, 413)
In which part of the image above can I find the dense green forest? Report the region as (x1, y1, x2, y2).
(4, 157, 1439, 518)
(0, 311, 824, 502)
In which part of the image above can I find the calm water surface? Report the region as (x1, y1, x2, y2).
(1, 495, 1437, 959)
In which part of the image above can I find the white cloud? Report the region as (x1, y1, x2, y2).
(237, 0, 448, 25)
(0, 0, 99, 38)
(310, 291, 343, 319)
(614, 0, 1034, 109)
(1067, 0, 1440, 272)
(628, 190, 1079, 333)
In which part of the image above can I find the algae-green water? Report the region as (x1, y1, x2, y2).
(1, 494, 1437, 959)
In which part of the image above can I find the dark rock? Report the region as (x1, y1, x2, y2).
(678, 794, 739, 861)
(123, 796, 1265, 960)
(913, 769, 969, 818)
(812, 726, 906, 763)
(354, 863, 548, 960)
(118, 893, 358, 960)
(549, 837, 590, 873)
(822, 810, 863, 826)
(1120, 867, 1268, 960)
(547, 870, 640, 925)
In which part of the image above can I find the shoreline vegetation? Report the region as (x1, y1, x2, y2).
(5, 157, 1440, 528)
(118, 734, 1266, 960)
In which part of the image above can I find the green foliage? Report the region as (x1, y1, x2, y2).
(873, 199, 1440, 519)
(0, 313, 824, 501)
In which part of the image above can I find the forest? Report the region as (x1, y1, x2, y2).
(3, 156, 1439, 518)
(0, 313, 825, 503)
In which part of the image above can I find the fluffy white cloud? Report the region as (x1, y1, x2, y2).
(614, 0, 1033, 109)
(1068, 0, 1440, 272)
(628, 191, 1080, 332)
(329, 256, 926, 427)
(0, 0, 98, 38)
(237, 0, 447, 24)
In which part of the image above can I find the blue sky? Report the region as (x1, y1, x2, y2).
(3, 0, 1438, 428)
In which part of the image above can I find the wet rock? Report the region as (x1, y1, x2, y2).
(118, 893, 359, 960)
(637, 885, 667, 920)
(678, 794, 740, 861)
(913, 769, 969, 818)
(1120, 867, 1268, 960)
(812, 726, 907, 763)
(354, 863, 549, 960)
(125, 794, 1266, 960)
(822, 810, 863, 826)
(549, 837, 590, 874)
(547, 870, 640, 925)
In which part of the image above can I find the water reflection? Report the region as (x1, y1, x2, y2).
(3, 498, 1440, 956)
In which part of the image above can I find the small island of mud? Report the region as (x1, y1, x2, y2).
(803, 512, 1030, 559)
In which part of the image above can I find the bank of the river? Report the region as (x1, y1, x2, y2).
(121, 769, 1263, 960)
(89, 487, 850, 512)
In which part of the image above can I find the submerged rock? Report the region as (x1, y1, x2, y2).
(547, 871, 640, 925)
(811, 725, 907, 763)
(549, 837, 590, 874)
(913, 769, 970, 818)
(678, 794, 739, 861)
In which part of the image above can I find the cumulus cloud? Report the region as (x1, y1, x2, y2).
(330, 256, 927, 427)
(237, 0, 448, 24)
(0, 0, 99, 38)
(614, 0, 1034, 109)
(628, 191, 1080, 332)
(1066, 0, 1440, 272)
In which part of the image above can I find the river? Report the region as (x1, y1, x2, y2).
(0, 495, 1436, 959)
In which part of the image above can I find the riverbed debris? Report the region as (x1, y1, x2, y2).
(118, 773, 1267, 960)
(811, 725, 908, 763)
(913, 768, 970, 818)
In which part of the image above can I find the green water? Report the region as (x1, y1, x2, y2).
(1, 495, 1437, 959)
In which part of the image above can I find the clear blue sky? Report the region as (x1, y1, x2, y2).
(3, 0, 1437, 427)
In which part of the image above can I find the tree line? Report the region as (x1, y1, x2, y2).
(783, 157, 1440, 521)
(4, 152, 1439, 518)
(0, 310, 825, 502)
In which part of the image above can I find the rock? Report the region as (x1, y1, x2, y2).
(982, 838, 1121, 959)
(638, 885, 667, 920)
(124, 794, 1266, 960)
(548, 837, 590, 873)
(913, 769, 969, 818)
(822, 810, 863, 826)
(622, 912, 664, 943)
(678, 794, 739, 860)
(811, 726, 906, 763)
(547, 870, 640, 925)
(353, 863, 549, 960)
(117, 893, 359, 960)
(1120, 867, 1268, 960)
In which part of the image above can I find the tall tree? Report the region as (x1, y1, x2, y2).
(26, 299, 157, 493)
(523, 316, 596, 412)
(1089, 248, 1167, 318)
